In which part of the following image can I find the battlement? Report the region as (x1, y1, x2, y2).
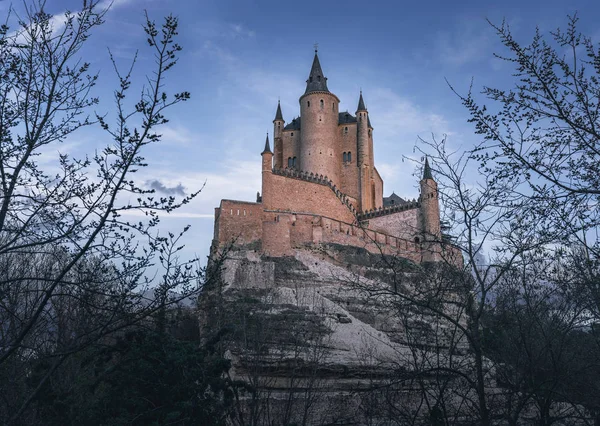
(357, 201, 420, 221)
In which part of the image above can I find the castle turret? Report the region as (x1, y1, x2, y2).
(419, 157, 442, 262)
(299, 50, 341, 185)
(356, 91, 372, 211)
(261, 133, 273, 173)
(273, 101, 285, 169)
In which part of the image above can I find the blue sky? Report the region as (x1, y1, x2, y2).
(2, 0, 599, 264)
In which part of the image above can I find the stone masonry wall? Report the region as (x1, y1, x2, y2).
(367, 208, 419, 242)
(262, 171, 356, 224)
(215, 200, 263, 247)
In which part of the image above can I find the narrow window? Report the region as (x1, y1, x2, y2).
(288, 157, 292, 167)
(320, 99, 324, 108)
(344, 127, 348, 134)
(278, 123, 280, 128)
(230, 209, 233, 215)
(307, 101, 310, 107)
(317, 75, 321, 81)
(293, 157, 297, 167)
(237, 209, 240, 215)
(243, 209, 246, 216)
(348, 152, 352, 162)
(291, 132, 294, 136)
(332, 102, 335, 111)
(343, 152, 347, 162)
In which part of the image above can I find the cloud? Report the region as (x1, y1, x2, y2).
(147, 179, 186, 196)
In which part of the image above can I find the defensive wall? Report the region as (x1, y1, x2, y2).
(264, 167, 358, 221)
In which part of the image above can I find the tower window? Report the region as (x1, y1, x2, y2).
(344, 127, 348, 134)
(343, 152, 347, 162)
(317, 75, 321, 81)
(348, 152, 352, 162)
(332, 102, 335, 111)
(293, 157, 297, 167)
(307, 101, 310, 107)
(320, 99, 324, 108)
(291, 132, 294, 136)
(288, 157, 292, 167)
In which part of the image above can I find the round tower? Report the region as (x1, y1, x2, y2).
(273, 101, 285, 169)
(261, 133, 274, 209)
(419, 157, 442, 262)
(356, 91, 371, 211)
(299, 51, 341, 185)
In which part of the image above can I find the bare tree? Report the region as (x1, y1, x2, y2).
(0, 2, 205, 423)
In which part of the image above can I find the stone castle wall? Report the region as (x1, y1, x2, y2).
(262, 169, 356, 223)
(214, 200, 263, 247)
(366, 208, 419, 243)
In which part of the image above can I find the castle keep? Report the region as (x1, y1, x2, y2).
(212, 51, 450, 264)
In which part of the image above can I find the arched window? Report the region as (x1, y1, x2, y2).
(320, 99, 324, 108)
(348, 152, 352, 162)
(332, 102, 335, 111)
(307, 101, 310, 107)
(343, 152, 347, 162)
(292, 157, 297, 167)
(344, 127, 348, 134)
(288, 157, 292, 167)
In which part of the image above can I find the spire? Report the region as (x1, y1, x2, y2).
(274, 100, 284, 122)
(305, 51, 329, 94)
(262, 133, 272, 154)
(357, 90, 367, 111)
(423, 157, 433, 180)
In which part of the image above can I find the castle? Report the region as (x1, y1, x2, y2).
(212, 51, 453, 265)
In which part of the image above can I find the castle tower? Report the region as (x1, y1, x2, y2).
(261, 133, 273, 172)
(299, 50, 341, 185)
(419, 157, 442, 262)
(261, 133, 274, 209)
(356, 91, 372, 211)
(273, 101, 284, 169)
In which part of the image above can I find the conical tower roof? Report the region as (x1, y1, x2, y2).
(274, 101, 284, 121)
(262, 133, 272, 154)
(304, 51, 329, 94)
(357, 91, 367, 111)
(423, 157, 433, 180)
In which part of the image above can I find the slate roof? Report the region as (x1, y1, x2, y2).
(305, 53, 330, 94)
(261, 134, 272, 154)
(383, 192, 407, 207)
(274, 101, 283, 121)
(339, 112, 357, 124)
(357, 91, 366, 111)
(423, 157, 433, 180)
(284, 117, 301, 131)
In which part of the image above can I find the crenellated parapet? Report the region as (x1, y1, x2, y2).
(357, 200, 420, 221)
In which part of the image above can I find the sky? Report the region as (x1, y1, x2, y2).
(1, 0, 599, 265)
